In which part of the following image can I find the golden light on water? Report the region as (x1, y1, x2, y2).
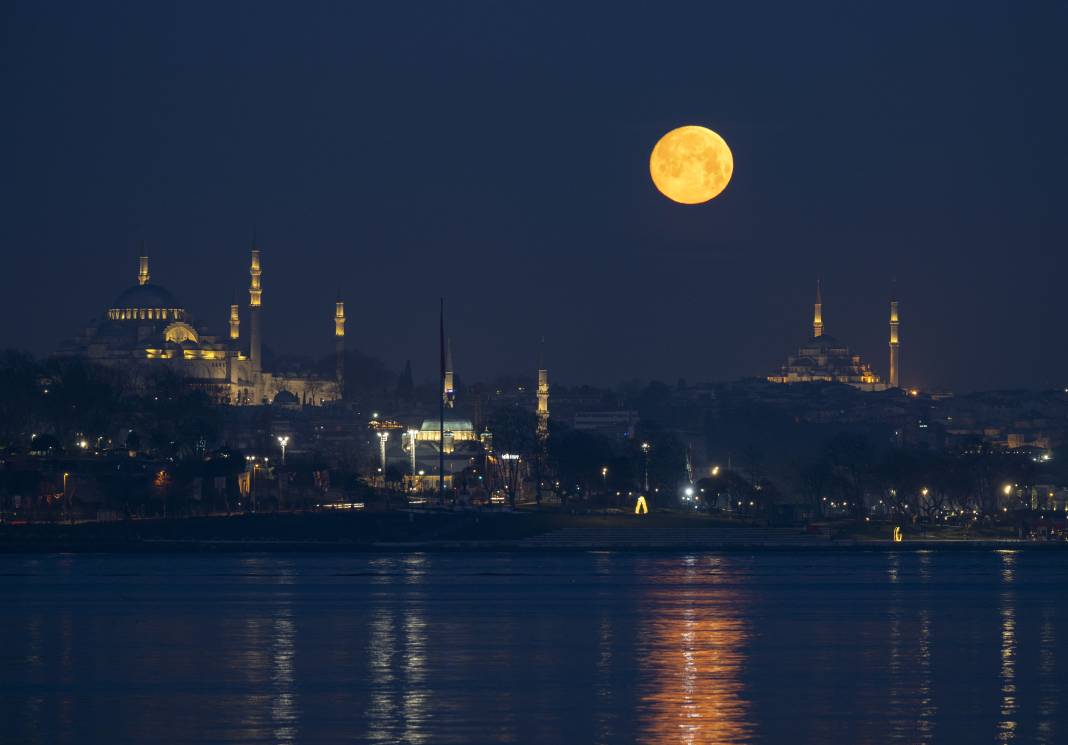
(641, 559, 751, 744)
(649, 126, 733, 204)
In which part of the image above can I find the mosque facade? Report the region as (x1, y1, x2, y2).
(61, 246, 343, 406)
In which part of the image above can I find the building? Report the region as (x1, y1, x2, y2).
(61, 245, 342, 406)
(573, 410, 640, 440)
(768, 282, 897, 392)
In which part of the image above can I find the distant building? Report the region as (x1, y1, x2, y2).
(573, 410, 640, 440)
(768, 281, 893, 392)
(61, 246, 341, 406)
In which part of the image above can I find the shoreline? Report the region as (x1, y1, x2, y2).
(0, 538, 1061, 554)
(2, 511, 1061, 554)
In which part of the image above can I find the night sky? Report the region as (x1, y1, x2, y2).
(3, 2, 1065, 392)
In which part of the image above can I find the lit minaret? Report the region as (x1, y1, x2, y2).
(889, 296, 900, 388)
(443, 338, 455, 408)
(229, 294, 240, 341)
(536, 341, 549, 444)
(535, 340, 550, 506)
(813, 279, 823, 338)
(335, 296, 346, 393)
(138, 255, 150, 286)
(248, 245, 262, 372)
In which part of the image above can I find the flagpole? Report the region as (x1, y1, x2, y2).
(439, 297, 446, 506)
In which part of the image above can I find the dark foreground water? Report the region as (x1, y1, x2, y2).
(2, 550, 1065, 744)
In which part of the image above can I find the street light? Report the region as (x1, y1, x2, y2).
(641, 442, 651, 492)
(277, 435, 290, 465)
(377, 431, 390, 484)
(408, 429, 419, 486)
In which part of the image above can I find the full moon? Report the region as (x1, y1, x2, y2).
(649, 125, 733, 204)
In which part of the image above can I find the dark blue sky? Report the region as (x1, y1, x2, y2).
(3, 1, 1065, 391)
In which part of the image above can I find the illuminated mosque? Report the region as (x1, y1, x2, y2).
(380, 342, 552, 499)
(768, 282, 901, 392)
(61, 246, 343, 406)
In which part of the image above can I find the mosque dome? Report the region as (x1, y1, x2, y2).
(106, 283, 185, 322)
(420, 417, 475, 433)
(111, 283, 181, 310)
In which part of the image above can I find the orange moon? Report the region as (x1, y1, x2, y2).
(649, 126, 733, 204)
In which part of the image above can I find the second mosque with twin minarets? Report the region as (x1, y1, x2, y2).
(61, 244, 342, 406)
(768, 281, 901, 392)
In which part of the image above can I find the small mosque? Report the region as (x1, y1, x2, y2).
(380, 342, 552, 500)
(379, 341, 488, 492)
(768, 282, 901, 392)
(60, 245, 344, 406)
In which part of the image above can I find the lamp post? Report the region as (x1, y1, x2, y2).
(601, 466, 608, 496)
(248, 458, 259, 512)
(501, 453, 521, 508)
(377, 431, 390, 487)
(277, 435, 289, 465)
(408, 429, 419, 490)
(641, 442, 651, 493)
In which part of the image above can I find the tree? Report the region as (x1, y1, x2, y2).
(40, 356, 126, 446)
(547, 425, 613, 504)
(633, 422, 688, 494)
(824, 433, 875, 520)
(486, 407, 537, 457)
(485, 407, 536, 508)
(0, 350, 39, 446)
(795, 459, 832, 519)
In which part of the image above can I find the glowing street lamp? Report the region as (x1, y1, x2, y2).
(277, 435, 290, 465)
(641, 442, 651, 492)
(377, 431, 390, 483)
(408, 428, 419, 483)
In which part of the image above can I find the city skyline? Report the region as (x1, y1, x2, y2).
(4, 2, 1065, 392)
(4, 6, 1068, 743)
(55, 245, 926, 394)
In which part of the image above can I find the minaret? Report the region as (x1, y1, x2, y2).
(536, 340, 549, 444)
(229, 294, 240, 341)
(889, 296, 900, 388)
(813, 279, 823, 338)
(248, 244, 262, 373)
(535, 339, 549, 507)
(138, 255, 150, 286)
(334, 295, 346, 394)
(443, 338, 455, 408)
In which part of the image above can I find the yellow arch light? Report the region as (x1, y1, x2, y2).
(892, 526, 903, 542)
(635, 495, 649, 515)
